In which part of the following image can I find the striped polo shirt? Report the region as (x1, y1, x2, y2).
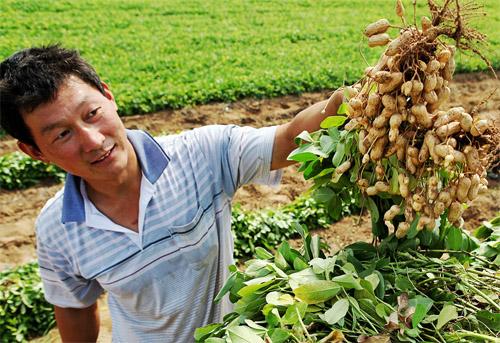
(36, 125, 281, 342)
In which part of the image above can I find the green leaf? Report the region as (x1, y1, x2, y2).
(303, 159, 322, 180)
(320, 135, 336, 154)
(365, 273, 380, 291)
(375, 303, 390, 318)
(395, 275, 413, 292)
(296, 130, 314, 143)
(445, 227, 463, 250)
(205, 338, 226, 343)
(337, 103, 349, 115)
(314, 187, 335, 203)
(310, 235, 321, 259)
(214, 272, 238, 302)
(254, 247, 274, 260)
(421, 314, 439, 324)
(332, 274, 363, 290)
(366, 197, 379, 223)
(327, 127, 340, 141)
(312, 167, 335, 179)
(331, 143, 346, 167)
(282, 302, 308, 325)
(288, 144, 328, 162)
(410, 296, 434, 328)
(266, 292, 294, 306)
(293, 256, 309, 271)
(390, 167, 399, 194)
(289, 268, 320, 290)
(227, 326, 265, 343)
(321, 115, 348, 128)
(293, 280, 341, 304)
(436, 304, 458, 330)
(244, 274, 275, 286)
(373, 270, 386, 300)
(309, 257, 337, 277)
(406, 214, 421, 239)
(244, 319, 267, 334)
(194, 323, 222, 341)
(345, 242, 377, 260)
(274, 250, 289, 271)
(278, 242, 299, 266)
(476, 310, 500, 331)
(269, 328, 290, 343)
(320, 298, 350, 325)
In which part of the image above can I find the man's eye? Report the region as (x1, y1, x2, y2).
(55, 130, 70, 141)
(89, 107, 101, 118)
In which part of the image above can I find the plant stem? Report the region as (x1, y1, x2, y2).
(461, 279, 500, 311)
(468, 268, 500, 280)
(456, 297, 481, 312)
(421, 332, 442, 343)
(416, 276, 454, 287)
(451, 330, 500, 342)
(295, 307, 312, 342)
(422, 249, 493, 265)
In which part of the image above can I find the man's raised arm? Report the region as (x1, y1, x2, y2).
(271, 90, 344, 170)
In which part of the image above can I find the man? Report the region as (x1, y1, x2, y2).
(0, 45, 342, 342)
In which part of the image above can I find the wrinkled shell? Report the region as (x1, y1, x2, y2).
(369, 33, 391, 47)
(364, 19, 391, 37)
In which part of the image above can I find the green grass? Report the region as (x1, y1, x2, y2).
(1, 0, 499, 115)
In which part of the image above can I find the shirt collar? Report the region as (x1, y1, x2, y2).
(61, 129, 170, 223)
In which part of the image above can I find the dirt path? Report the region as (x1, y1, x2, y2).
(0, 71, 498, 342)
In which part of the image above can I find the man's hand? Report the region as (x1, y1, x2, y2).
(54, 303, 100, 342)
(271, 89, 344, 170)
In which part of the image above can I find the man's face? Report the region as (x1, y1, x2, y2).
(21, 76, 135, 184)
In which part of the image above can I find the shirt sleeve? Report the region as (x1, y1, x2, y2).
(37, 237, 104, 308)
(191, 125, 282, 198)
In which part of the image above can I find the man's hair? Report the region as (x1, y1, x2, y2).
(0, 44, 105, 146)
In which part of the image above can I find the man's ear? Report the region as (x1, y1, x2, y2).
(17, 141, 50, 163)
(101, 82, 118, 111)
(101, 82, 115, 101)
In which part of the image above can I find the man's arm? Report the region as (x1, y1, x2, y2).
(54, 303, 100, 342)
(271, 90, 344, 170)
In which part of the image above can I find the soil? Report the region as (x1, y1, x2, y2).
(0, 71, 498, 342)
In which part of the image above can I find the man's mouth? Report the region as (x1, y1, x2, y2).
(91, 145, 115, 164)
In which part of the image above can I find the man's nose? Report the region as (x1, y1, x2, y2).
(79, 126, 105, 152)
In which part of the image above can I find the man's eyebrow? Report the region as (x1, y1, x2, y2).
(40, 122, 63, 135)
(39, 99, 90, 135)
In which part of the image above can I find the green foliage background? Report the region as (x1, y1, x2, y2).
(1, 0, 498, 116)
(0, 262, 55, 342)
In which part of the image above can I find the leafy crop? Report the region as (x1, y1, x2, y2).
(0, 262, 55, 342)
(232, 195, 359, 260)
(196, 217, 500, 342)
(0, 152, 65, 190)
(1, 0, 499, 116)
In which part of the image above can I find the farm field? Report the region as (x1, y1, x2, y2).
(1, 0, 500, 341)
(1, 0, 499, 115)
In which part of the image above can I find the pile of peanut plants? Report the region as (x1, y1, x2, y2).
(196, 218, 499, 342)
(196, 1, 500, 341)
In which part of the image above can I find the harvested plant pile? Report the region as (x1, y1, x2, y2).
(196, 221, 500, 342)
(196, 1, 500, 342)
